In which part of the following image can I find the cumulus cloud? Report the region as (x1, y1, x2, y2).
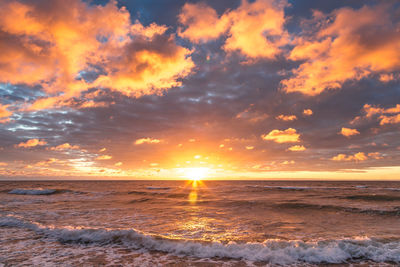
(96, 155, 112, 160)
(50, 143, 80, 151)
(0, 0, 194, 111)
(379, 114, 400, 125)
(178, 0, 288, 59)
(340, 127, 360, 137)
(287, 145, 306, 151)
(332, 152, 368, 161)
(282, 3, 400, 95)
(276, 114, 297, 121)
(16, 139, 47, 148)
(303, 109, 313, 116)
(134, 138, 162, 145)
(352, 104, 400, 125)
(178, 2, 230, 43)
(261, 128, 300, 143)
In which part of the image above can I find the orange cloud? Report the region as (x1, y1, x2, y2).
(134, 138, 162, 145)
(282, 4, 400, 95)
(261, 128, 300, 143)
(332, 152, 368, 161)
(340, 127, 360, 137)
(96, 155, 112, 160)
(355, 104, 400, 125)
(178, 2, 230, 43)
(368, 152, 383, 159)
(0, 104, 12, 123)
(303, 109, 313, 116)
(287, 145, 306, 151)
(17, 139, 47, 148)
(245, 146, 254, 150)
(50, 143, 80, 151)
(0, 0, 194, 111)
(379, 114, 400, 125)
(276, 114, 297, 121)
(178, 0, 288, 59)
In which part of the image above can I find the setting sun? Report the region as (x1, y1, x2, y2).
(182, 167, 209, 181)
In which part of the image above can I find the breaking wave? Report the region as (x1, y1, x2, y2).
(1, 216, 399, 265)
(8, 188, 59, 195)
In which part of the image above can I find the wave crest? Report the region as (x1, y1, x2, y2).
(1, 216, 399, 264)
(8, 188, 59, 195)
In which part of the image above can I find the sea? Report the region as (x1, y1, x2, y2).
(1, 180, 400, 266)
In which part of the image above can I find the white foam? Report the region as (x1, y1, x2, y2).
(8, 188, 57, 195)
(1, 216, 399, 265)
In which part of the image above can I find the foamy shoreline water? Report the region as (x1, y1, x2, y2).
(1, 180, 400, 266)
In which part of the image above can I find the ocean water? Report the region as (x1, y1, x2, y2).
(1, 180, 400, 266)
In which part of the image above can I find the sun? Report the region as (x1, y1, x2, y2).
(183, 167, 209, 181)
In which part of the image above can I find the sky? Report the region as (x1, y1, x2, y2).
(0, 0, 399, 180)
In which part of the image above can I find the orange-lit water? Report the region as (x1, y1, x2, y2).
(1, 180, 400, 266)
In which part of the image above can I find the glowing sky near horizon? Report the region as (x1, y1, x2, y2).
(0, 0, 400, 179)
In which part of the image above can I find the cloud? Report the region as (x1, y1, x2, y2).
(115, 162, 122, 166)
(303, 109, 313, 116)
(0, 104, 12, 123)
(178, 2, 230, 43)
(96, 155, 112, 160)
(50, 143, 80, 151)
(178, 0, 288, 59)
(276, 114, 297, 121)
(17, 139, 47, 148)
(99, 148, 107, 152)
(353, 104, 400, 125)
(134, 138, 162, 145)
(282, 4, 400, 95)
(379, 114, 400, 125)
(368, 152, 383, 160)
(0, 0, 194, 111)
(331, 152, 368, 161)
(261, 128, 300, 143)
(340, 127, 360, 137)
(245, 146, 254, 150)
(287, 145, 306, 151)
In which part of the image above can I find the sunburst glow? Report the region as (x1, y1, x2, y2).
(182, 167, 209, 181)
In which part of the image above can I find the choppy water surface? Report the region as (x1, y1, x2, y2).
(1, 180, 400, 266)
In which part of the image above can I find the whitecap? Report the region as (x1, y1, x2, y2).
(8, 188, 57, 195)
(1, 216, 399, 265)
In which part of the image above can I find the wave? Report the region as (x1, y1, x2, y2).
(276, 202, 400, 216)
(0, 216, 399, 264)
(127, 190, 188, 199)
(248, 185, 345, 191)
(7, 188, 83, 195)
(344, 195, 400, 201)
(383, 188, 400, 191)
(8, 188, 59, 195)
(146, 187, 171, 190)
(129, 198, 152, 203)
